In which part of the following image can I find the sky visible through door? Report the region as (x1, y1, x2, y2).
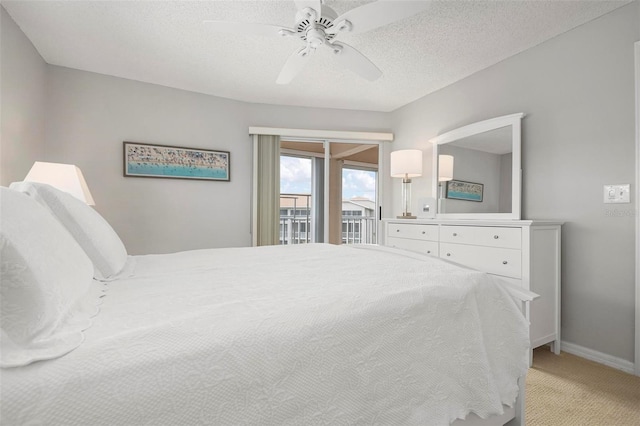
(280, 156, 376, 200)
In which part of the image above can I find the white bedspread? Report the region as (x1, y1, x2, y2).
(0, 244, 529, 425)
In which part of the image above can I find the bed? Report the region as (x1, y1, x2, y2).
(0, 183, 533, 425)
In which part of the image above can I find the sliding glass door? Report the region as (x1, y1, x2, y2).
(279, 140, 379, 245)
(251, 128, 391, 248)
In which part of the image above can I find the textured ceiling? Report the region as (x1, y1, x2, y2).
(2, 0, 630, 112)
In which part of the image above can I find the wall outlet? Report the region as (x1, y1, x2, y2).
(603, 184, 630, 204)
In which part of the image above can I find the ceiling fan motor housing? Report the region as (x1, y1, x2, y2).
(295, 4, 338, 43)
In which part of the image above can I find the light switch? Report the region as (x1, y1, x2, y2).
(603, 184, 630, 204)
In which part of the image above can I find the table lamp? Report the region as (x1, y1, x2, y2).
(390, 149, 422, 219)
(24, 161, 95, 205)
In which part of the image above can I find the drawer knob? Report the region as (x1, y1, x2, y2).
(447, 253, 451, 257)
(452, 233, 458, 237)
(494, 235, 499, 239)
(422, 231, 426, 234)
(396, 229, 400, 232)
(502, 261, 508, 265)
(427, 250, 431, 254)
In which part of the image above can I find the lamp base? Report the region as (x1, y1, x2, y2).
(396, 213, 417, 219)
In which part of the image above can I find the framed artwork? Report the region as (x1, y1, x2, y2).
(123, 142, 230, 181)
(445, 179, 483, 202)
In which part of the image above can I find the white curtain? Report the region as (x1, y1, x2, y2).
(253, 135, 280, 246)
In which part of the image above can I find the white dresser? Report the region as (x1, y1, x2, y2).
(384, 219, 562, 354)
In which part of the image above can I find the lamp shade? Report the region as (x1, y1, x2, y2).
(24, 161, 95, 205)
(390, 149, 422, 178)
(438, 155, 454, 182)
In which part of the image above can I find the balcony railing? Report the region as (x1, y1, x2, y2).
(280, 194, 312, 245)
(279, 193, 376, 245)
(280, 215, 376, 245)
(341, 216, 376, 244)
(279, 216, 311, 245)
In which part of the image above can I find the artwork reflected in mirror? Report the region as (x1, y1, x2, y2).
(445, 180, 484, 202)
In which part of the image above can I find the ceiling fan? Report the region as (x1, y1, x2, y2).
(204, 0, 431, 84)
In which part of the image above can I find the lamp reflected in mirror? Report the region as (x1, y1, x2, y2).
(438, 155, 454, 213)
(438, 155, 454, 182)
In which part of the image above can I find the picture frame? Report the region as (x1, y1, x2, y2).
(445, 179, 483, 202)
(123, 142, 230, 181)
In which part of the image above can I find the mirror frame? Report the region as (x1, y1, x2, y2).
(430, 113, 525, 220)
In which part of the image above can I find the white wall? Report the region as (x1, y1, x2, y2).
(43, 66, 249, 254)
(43, 66, 391, 255)
(0, 6, 47, 184)
(391, 2, 639, 363)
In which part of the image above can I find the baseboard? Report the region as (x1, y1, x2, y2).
(561, 341, 635, 375)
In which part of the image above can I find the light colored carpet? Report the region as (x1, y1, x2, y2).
(526, 348, 640, 425)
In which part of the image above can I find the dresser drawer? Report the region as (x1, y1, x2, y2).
(440, 225, 521, 249)
(387, 223, 438, 242)
(439, 243, 522, 279)
(387, 237, 438, 256)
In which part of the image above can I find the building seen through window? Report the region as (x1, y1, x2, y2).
(280, 155, 377, 245)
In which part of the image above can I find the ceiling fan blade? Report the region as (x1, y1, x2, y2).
(326, 42, 382, 81)
(326, 1, 431, 35)
(204, 20, 294, 38)
(294, 0, 322, 17)
(276, 47, 313, 85)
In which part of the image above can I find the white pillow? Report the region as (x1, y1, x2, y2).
(10, 181, 128, 281)
(0, 187, 101, 368)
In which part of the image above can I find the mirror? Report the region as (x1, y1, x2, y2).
(430, 113, 524, 220)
